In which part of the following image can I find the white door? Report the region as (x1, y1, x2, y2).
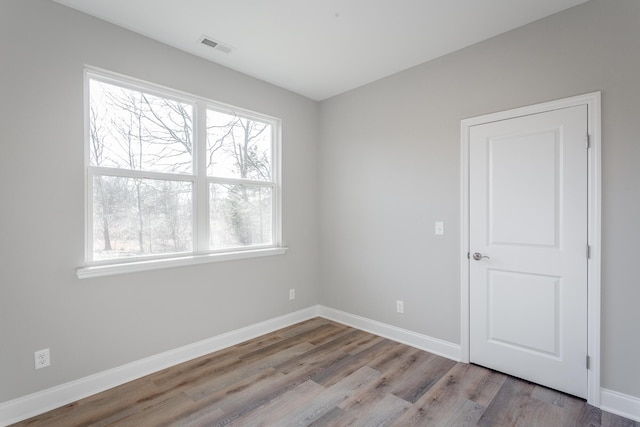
(469, 105, 588, 398)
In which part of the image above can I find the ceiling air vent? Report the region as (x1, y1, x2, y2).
(200, 36, 233, 54)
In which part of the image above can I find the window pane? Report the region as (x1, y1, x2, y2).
(206, 110, 272, 181)
(209, 184, 272, 249)
(89, 79, 193, 174)
(93, 175, 192, 260)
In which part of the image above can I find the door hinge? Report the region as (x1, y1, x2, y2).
(586, 134, 591, 149)
(586, 244, 591, 259)
(586, 355, 591, 369)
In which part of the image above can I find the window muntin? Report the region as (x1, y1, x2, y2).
(86, 70, 281, 265)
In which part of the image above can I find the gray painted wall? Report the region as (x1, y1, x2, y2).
(0, 0, 319, 402)
(319, 0, 640, 398)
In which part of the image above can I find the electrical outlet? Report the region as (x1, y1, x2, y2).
(34, 349, 50, 369)
(396, 300, 404, 314)
(289, 289, 295, 300)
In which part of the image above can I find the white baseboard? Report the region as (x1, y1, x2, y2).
(0, 306, 320, 427)
(601, 388, 640, 422)
(317, 306, 462, 361)
(3, 305, 638, 426)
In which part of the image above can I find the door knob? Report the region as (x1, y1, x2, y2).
(472, 252, 490, 261)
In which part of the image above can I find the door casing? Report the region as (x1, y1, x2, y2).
(459, 92, 601, 406)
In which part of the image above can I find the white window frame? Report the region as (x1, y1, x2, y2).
(77, 67, 285, 279)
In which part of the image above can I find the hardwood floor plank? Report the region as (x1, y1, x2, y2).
(153, 354, 245, 393)
(573, 403, 603, 427)
(159, 367, 288, 426)
(273, 329, 365, 376)
(531, 384, 569, 407)
(275, 365, 381, 426)
(365, 340, 410, 372)
(432, 397, 486, 427)
(516, 395, 572, 427)
(177, 341, 367, 426)
(458, 398, 490, 426)
(339, 332, 386, 356)
(12, 318, 638, 427)
(105, 392, 196, 427)
(531, 385, 603, 427)
(310, 338, 396, 388)
(419, 363, 507, 409)
(463, 365, 508, 407)
(306, 406, 346, 426)
(328, 392, 411, 427)
(184, 341, 315, 401)
(168, 406, 226, 427)
(388, 351, 457, 403)
(238, 323, 340, 362)
(269, 317, 334, 339)
(602, 411, 639, 427)
(227, 380, 325, 426)
(83, 381, 185, 427)
(337, 346, 427, 412)
(17, 379, 166, 427)
(304, 323, 354, 346)
(476, 376, 537, 427)
(388, 362, 503, 426)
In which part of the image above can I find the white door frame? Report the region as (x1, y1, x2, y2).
(459, 92, 601, 406)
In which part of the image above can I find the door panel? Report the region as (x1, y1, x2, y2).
(489, 130, 559, 247)
(487, 270, 560, 355)
(469, 105, 588, 398)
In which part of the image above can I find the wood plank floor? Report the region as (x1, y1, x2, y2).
(13, 318, 637, 426)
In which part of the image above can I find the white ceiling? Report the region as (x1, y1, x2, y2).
(52, 0, 590, 101)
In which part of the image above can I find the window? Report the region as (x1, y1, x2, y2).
(80, 69, 283, 277)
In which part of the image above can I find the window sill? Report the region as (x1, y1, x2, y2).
(76, 247, 288, 279)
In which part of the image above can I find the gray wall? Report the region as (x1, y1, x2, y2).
(0, 0, 319, 402)
(319, 0, 640, 398)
